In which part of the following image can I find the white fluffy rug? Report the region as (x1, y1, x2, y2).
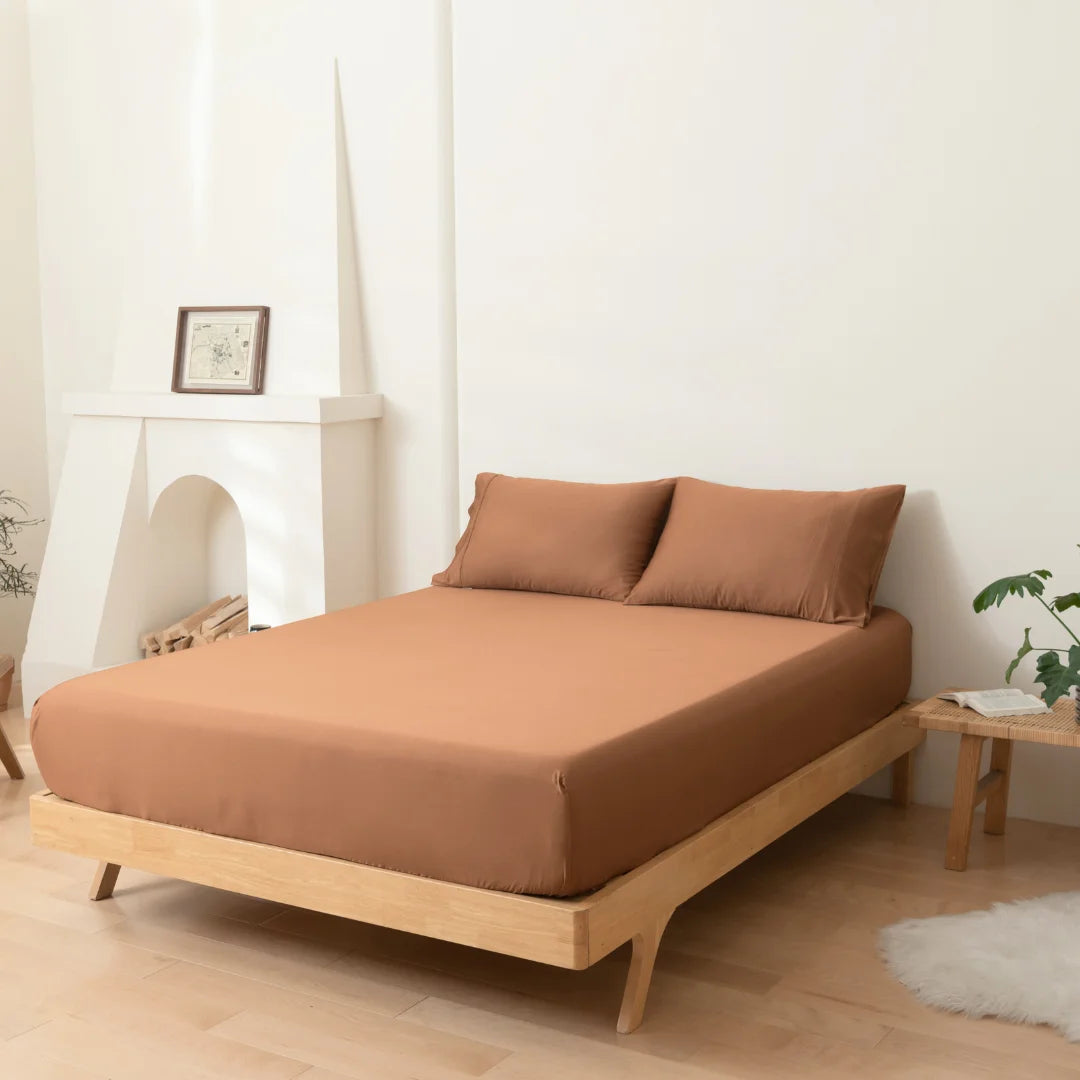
(880, 892, 1080, 1040)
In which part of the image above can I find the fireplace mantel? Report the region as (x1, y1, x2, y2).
(64, 392, 383, 424)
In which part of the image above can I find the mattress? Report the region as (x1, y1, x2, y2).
(31, 587, 911, 896)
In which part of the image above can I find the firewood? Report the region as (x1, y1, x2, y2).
(140, 594, 248, 656)
(204, 610, 248, 642)
(200, 597, 248, 636)
(164, 595, 234, 642)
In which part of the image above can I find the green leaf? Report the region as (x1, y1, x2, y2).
(973, 571, 1052, 613)
(1053, 592, 1080, 613)
(1033, 645, 1080, 706)
(1005, 628, 1034, 683)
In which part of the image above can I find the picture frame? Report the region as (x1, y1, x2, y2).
(172, 306, 270, 395)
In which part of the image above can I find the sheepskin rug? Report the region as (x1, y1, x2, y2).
(880, 892, 1080, 1040)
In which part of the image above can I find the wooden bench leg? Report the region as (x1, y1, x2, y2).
(945, 733, 985, 871)
(617, 912, 671, 1034)
(89, 861, 121, 901)
(891, 748, 915, 806)
(983, 738, 1013, 836)
(0, 722, 23, 781)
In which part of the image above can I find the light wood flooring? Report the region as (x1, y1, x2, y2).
(4, 706, 1080, 1079)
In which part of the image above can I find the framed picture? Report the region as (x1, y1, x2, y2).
(172, 306, 270, 394)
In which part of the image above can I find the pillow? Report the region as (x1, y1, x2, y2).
(626, 478, 905, 626)
(433, 473, 676, 601)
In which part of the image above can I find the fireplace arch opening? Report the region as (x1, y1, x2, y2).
(141, 475, 248, 646)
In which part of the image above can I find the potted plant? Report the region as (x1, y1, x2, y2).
(0, 491, 42, 710)
(973, 549, 1080, 710)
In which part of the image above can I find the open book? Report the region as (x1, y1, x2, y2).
(938, 688, 1049, 718)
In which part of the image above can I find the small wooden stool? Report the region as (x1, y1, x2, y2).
(0, 724, 22, 781)
(906, 694, 1078, 871)
(0, 653, 24, 781)
(0, 653, 13, 711)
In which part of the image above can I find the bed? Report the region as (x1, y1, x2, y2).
(29, 585, 920, 1032)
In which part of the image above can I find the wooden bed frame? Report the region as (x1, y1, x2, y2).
(29, 705, 922, 1033)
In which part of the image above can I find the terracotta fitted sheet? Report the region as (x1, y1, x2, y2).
(31, 588, 911, 896)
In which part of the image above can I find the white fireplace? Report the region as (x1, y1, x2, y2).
(22, 391, 381, 707)
(21, 63, 390, 708)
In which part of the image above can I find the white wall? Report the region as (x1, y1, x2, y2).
(0, 0, 48, 689)
(27, 0, 458, 597)
(453, 0, 1080, 824)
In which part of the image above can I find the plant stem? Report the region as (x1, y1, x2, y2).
(1036, 594, 1080, 647)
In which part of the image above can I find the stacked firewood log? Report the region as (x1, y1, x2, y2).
(140, 595, 249, 658)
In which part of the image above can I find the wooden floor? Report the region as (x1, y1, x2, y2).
(5, 708, 1080, 1079)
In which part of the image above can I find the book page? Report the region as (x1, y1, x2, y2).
(938, 689, 1048, 717)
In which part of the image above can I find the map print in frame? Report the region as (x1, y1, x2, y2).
(172, 307, 270, 394)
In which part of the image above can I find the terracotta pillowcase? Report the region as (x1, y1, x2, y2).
(626, 478, 905, 626)
(433, 473, 675, 602)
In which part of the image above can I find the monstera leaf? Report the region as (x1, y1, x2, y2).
(1051, 544, 1080, 612)
(1033, 646, 1080, 706)
(975, 551, 1080, 697)
(1005, 628, 1034, 684)
(973, 571, 1052, 612)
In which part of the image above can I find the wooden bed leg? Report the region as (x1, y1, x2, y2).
(891, 748, 915, 807)
(616, 912, 671, 1034)
(89, 861, 121, 901)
